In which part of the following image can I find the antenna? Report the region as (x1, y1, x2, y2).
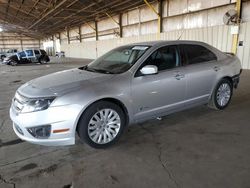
(177, 29, 184, 40)
(177, 12, 190, 40)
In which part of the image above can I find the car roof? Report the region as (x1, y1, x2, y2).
(130, 40, 210, 47)
(131, 40, 227, 61)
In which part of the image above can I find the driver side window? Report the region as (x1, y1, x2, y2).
(143, 45, 179, 72)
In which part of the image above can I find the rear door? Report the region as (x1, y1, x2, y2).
(131, 45, 187, 121)
(179, 44, 219, 105)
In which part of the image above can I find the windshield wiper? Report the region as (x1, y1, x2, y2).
(86, 66, 98, 72)
(79, 65, 114, 74)
(83, 66, 114, 74)
(93, 68, 114, 74)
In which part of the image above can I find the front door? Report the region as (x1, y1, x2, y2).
(131, 45, 187, 121)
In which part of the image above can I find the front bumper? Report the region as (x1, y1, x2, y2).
(10, 103, 82, 146)
(3, 59, 10, 65)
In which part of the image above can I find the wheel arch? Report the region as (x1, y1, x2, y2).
(209, 75, 233, 101)
(76, 97, 129, 134)
(208, 76, 234, 109)
(221, 76, 233, 86)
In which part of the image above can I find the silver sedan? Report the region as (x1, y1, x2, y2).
(10, 41, 242, 148)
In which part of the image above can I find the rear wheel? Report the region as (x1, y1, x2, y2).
(77, 101, 126, 148)
(38, 56, 48, 64)
(39, 58, 47, 64)
(209, 78, 233, 110)
(40, 59, 47, 64)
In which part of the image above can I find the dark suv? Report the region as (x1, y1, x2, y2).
(3, 49, 50, 66)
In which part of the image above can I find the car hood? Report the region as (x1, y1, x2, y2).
(18, 68, 115, 98)
(3, 55, 15, 61)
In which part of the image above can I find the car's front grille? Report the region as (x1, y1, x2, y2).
(12, 92, 28, 112)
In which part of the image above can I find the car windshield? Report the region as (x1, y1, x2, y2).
(83, 45, 150, 74)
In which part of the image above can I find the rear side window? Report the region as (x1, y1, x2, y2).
(180, 44, 217, 65)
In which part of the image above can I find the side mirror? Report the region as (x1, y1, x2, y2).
(140, 65, 158, 75)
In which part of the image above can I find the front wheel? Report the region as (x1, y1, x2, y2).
(10, 60, 17, 66)
(209, 78, 233, 110)
(1, 55, 6, 61)
(77, 101, 126, 148)
(40, 59, 47, 64)
(38, 56, 49, 64)
(39, 58, 47, 64)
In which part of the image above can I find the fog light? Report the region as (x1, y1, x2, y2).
(14, 123, 24, 135)
(27, 125, 51, 139)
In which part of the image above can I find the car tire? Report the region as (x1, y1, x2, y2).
(40, 59, 47, 64)
(38, 56, 48, 64)
(10, 61, 17, 66)
(1, 55, 6, 61)
(38, 58, 46, 64)
(208, 78, 233, 110)
(77, 101, 126, 148)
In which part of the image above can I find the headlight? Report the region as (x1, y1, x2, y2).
(22, 98, 55, 113)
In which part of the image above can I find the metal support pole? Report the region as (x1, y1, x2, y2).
(232, 0, 242, 54)
(79, 26, 82, 42)
(138, 8, 141, 36)
(58, 32, 61, 45)
(67, 29, 70, 44)
(52, 35, 55, 55)
(20, 39, 23, 51)
(85, 22, 98, 40)
(119, 13, 123, 38)
(158, 0, 163, 33)
(95, 21, 98, 41)
(143, 0, 162, 38)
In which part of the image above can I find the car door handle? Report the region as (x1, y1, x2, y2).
(174, 73, 185, 80)
(213, 66, 220, 72)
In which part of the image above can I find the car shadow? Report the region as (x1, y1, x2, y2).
(13, 63, 50, 67)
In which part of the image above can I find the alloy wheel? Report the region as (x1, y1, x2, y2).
(87, 108, 121, 144)
(216, 83, 231, 107)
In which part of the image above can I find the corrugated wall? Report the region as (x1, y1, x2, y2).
(60, 0, 250, 69)
(61, 22, 250, 69)
(0, 33, 40, 52)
